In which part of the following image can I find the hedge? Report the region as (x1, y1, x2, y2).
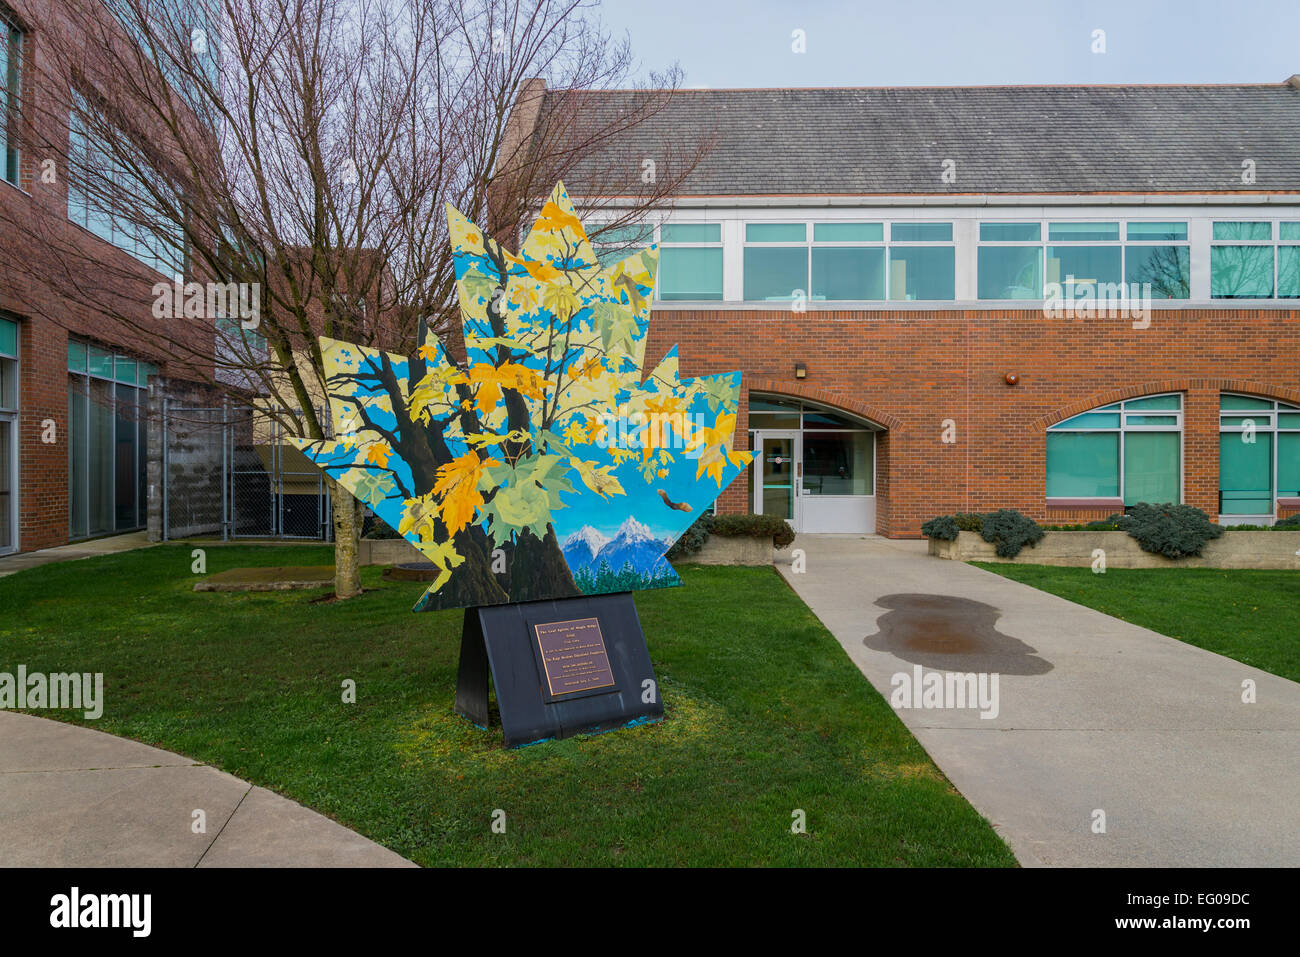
(666, 512, 796, 560)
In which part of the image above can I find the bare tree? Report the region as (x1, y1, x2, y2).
(0, 0, 708, 598)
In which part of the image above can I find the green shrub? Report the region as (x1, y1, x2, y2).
(665, 514, 712, 560)
(1115, 503, 1223, 559)
(921, 509, 1043, 557)
(665, 512, 796, 561)
(710, 513, 796, 549)
(1273, 514, 1300, 530)
(978, 509, 1045, 558)
(920, 515, 960, 541)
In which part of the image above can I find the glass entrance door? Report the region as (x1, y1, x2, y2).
(0, 416, 14, 555)
(754, 431, 801, 528)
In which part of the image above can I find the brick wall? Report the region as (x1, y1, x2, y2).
(0, 0, 216, 552)
(648, 306, 1300, 537)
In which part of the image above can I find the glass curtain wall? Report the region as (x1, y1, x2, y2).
(67, 340, 155, 538)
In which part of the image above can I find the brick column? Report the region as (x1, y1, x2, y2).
(1183, 385, 1220, 518)
(714, 386, 750, 515)
(18, 318, 70, 551)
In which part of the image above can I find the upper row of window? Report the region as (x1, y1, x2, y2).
(593, 220, 1300, 302)
(1, 6, 21, 187)
(67, 340, 156, 386)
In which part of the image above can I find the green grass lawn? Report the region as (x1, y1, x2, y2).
(975, 563, 1300, 683)
(0, 545, 1014, 867)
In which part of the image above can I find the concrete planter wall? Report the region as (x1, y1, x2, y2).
(358, 538, 426, 566)
(930, 530, 1300, 569)
(362, 535, 782, 567)
(686, 535, 776, 566)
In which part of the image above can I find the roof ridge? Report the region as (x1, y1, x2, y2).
(552, 81, 1295, 94)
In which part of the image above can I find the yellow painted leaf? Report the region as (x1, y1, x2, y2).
(433, 452, 500, 535)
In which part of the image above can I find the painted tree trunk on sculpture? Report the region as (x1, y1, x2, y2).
(417, 526, 510, 610)
(509, 525, 581, 602)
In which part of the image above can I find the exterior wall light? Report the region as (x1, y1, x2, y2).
(795, 363, 807, 379)
(1005, 372, 1019, 386)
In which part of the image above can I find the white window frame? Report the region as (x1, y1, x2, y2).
(582, 206, 1300, 307)
(886, 221, 955, 301)
(0, 7, 21, 188)
(1218, 394, 1300, 523)
(1046, 393, 1184, 506)
(656, 221, 723, 302)
(810, 222, 886, 301)
(0, 315, 18, 555)
(1210, 220, 1277, 299)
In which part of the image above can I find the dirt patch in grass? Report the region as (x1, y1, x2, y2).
(194, 565, 335, 591)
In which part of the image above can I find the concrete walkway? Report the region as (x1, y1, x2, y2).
(778, 534, 1300, 867)
(0, 531, 156, 578)
(0, 710, 413, 867)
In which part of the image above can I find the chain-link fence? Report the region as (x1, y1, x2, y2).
(162, 401, 332, 541)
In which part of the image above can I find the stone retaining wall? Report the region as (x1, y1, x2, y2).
(929, 530, 1300, 569)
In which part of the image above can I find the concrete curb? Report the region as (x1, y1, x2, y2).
(0, 711, 415, 868)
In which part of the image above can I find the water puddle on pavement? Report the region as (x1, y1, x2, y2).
(864, 594, 1053, 675)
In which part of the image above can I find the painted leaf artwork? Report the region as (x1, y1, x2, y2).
(291, 183, 752, 612)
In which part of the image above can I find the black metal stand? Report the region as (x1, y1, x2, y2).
(453, 592, 663, 747)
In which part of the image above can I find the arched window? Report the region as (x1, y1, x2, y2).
(1046, 394, 1182, 505)
(1218, 394, 1300, 519)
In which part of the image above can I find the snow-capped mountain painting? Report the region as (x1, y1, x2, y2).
(560, 517, 679, 593)
(561, 525, 610, 570)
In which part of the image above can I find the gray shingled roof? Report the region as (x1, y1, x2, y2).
(544, 83, 1300, 195)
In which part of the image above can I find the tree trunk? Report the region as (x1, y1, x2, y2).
(414, 526, 509, 611)
(329, 480, 363, 599)
(508, 525, 581, 602)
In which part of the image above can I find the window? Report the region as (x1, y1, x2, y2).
(978, 222, 1042, 299)
(590, 224, 652, 268)
(1218, 394, 1300, 517)
(744, 223, 807, 301)
(888, 223, 954, 300)
(1124, 222, 1190, 299)
(0, 315, 16, 555)
(67, 340, 154, 538)
(1046, 222, 1122, 297)
(802, 430, 873, 495)
(742, 221, 953, 302)
(1280, 222, 1300, 299)
(1047, 394, 1182, 505)
(813, 222, 885, 300)
(0, 314, 15, 405)
(0, 8, 20, 185)
(67, 91, 186, 275)
(216, 316, 267, 355)
(748, 396, 876, 496)
(980, 220, 1191, 300)
(658, 223, 722, 301)
(1211, 221, 1278, 298)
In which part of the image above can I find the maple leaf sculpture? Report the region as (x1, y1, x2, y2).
(291, 183, 753, 611)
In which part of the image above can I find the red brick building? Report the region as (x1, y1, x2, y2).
(0, 0, 214, 556)
(517, 80, 1300, 536)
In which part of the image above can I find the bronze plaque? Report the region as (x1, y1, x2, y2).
(533, 617, 617, 697)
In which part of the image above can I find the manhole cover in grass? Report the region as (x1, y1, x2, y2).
(864, 593, 1052, 675)
(383, 562, 442, 582)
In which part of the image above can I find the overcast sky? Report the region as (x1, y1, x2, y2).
(597, 0, 1300, 88)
